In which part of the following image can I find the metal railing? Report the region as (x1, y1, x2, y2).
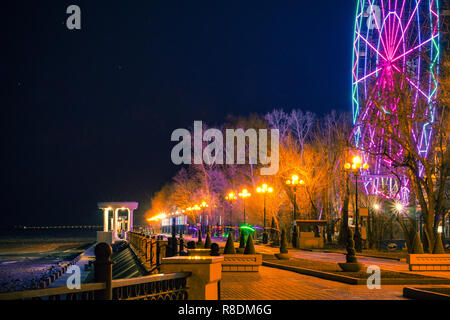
(0, 282, 105, 300)
(0, 271, 190, 301)
(0, 240, 190, 301)
(111, 273, 189, 300)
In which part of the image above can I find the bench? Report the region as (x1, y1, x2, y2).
(408, 254, 450, 271)
(222, 254, 262, 272)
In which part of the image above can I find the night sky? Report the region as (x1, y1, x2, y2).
(0, 1, 354, 227)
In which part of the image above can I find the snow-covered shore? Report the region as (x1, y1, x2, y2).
(0, 239, 94, 293)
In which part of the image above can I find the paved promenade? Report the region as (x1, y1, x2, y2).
(254, 245, 450, 279)
(221, 266, 406, 300)
(156, 234, 450, 299)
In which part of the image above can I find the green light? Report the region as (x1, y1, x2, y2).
(239, 224, 255, 233)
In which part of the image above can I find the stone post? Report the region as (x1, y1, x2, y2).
(161, 256, 223, 300)
(94, 242, 113, 300)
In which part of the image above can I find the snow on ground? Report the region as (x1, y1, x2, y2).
(0, 239, 94, 293)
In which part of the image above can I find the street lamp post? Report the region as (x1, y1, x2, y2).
(344, 155, 369, 253)
(192, 204, 201, 238)
(225, 192, 237, 235)
(285, 175, 305, 222)
(238, 189, 251, 225)
(257, 183, 274, 244)
(200, 201, 208, 234)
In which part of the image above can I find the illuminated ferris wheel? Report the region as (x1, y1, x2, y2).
(351, 0, 440, 202)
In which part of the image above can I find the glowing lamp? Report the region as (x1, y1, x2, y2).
(239, 189, 251, 198)
(395, 203, 404, 212)
(352, 156, 362, 165)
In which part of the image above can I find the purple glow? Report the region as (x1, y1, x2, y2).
(351, 0, 440, 203)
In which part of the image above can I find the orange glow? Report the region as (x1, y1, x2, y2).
(239, 189, 251, 198)
(257, 183, 274, 194)
(352, 155, 362, 165)
(147, 213, 167, 222)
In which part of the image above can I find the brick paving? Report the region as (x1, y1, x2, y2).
(162, 234, 450, 299)
(221, 266, 407, 300)
(255, 245, 450, 279)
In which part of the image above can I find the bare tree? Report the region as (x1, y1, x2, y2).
(357, 59, 449, 251)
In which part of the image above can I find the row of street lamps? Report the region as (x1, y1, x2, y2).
(150, 155, 371, 248)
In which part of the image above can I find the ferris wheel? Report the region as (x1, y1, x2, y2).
(351, 0, 440, 202)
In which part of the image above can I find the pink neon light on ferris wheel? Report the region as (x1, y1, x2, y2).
(351, 0, 440, 203)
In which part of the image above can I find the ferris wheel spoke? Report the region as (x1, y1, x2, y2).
(356, 32, 389, 61)
(391, 0, 422, 57)
(380, 0, 392, 54)
(353, 67, 384, 85)
(391, 64, 430, 100)
(403, 0, 422, 35)
(391, 0, 407, 57)
(397, 0, 407, 29)
(367, 0, 389, 55)
(391, 33, 439, 64)
(390, 19, 405, 59)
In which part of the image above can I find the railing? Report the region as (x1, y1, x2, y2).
(0, 282, 105, 300)
(0, 272, 189, 301)
(111, 273, 189, 300)
(128, 232, 168, 272)
(0, 241, 190, 301)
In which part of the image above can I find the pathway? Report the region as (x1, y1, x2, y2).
(254, 245, 450, 279)
(221, 266, 406, 300)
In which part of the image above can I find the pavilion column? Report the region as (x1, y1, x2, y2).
(113, 208, 119, 239)
(128, 209, 134, 232)
(103, 209, 109, 232)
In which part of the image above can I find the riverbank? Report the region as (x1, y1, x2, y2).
(0, 229, 96, 293)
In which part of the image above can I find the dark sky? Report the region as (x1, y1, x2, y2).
(0, 1, 354, 227)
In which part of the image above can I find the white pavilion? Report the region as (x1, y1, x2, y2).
(97, 202, 138, 243)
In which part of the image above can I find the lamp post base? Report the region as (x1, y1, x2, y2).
(354, 228, 363, 253)
(262, 232, 268, 244)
